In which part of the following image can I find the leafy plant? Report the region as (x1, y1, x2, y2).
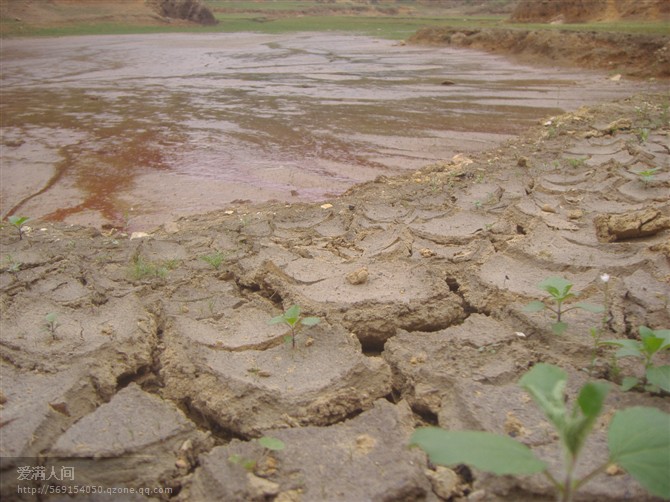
(410, 363, 670, 502)
(45, 313, 58, 339)
(257, 436, 285, 452)
(601, 326, 670, 393)
(200, 250, 226, 269)
(524, 277, 604, 335)
(7, 216, 29, 240)
(268, 304, 320, 349)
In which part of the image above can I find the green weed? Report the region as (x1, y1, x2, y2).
(268, 304, 320, 349)
(411, 363, 670, 502)
(7, 216, 29, 241)
(601, 326, 670, 393)
(201, 250, 227, 269)
(524, 277, 604, 335)
(129, 256, 169, 281)
(45, 312, 58, 340)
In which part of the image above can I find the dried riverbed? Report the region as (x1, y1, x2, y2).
(1, 87, 669, 500)
(1, 33, 663, 231)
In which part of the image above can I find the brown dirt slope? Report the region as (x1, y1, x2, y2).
(0, 0, 216, 28)
(511, 0, 670, 23)
(409, 27, 670, 78)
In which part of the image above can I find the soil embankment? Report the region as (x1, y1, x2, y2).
(510, 0, 670, 23)
(410, 27, 670, 78)
(0, 0, 216, 32)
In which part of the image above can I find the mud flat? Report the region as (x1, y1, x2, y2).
(1, 33, 663, 231)
(1, 88, 669, 500)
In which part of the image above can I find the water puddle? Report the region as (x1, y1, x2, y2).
(0, 32, 661, 230)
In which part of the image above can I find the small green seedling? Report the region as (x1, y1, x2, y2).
(3, 254, 21, 275)
(45, 313, 58, 339)
(567, 157, 586, 169)
(257, 436, 285, 452)
(524, 277, 604, 335)
(601, 326, 670, 393)
(637, 127, 650, 144)
(410, 363, 670, 502)
(636, 167, 659, 186)
(227, 453, 256, 472)
(228, 436, 285, 473)
(7, 216, 29, 240)
(200, 251, 226, 270)
(129, 255, 168, 280)
(269, 304, 320, 349)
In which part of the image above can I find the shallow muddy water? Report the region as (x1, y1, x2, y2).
(0, 32, 660, 229)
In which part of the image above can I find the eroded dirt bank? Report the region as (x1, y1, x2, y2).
(410, 27, 670, 78)
(1, 91, 669, 501)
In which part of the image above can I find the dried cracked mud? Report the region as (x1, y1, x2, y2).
(1, 89, 670, 500)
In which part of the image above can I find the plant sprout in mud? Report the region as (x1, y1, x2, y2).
(410, 363, 670, 502)
(7, 216, 29, 241)
(636, 167, 659, 186)
(269, 304, 320, 349)
(228, 436, 285, 472)
(200, 250, 226, 270)
(601, 326, 670, 393)
(524, 276, 604, 335)
(588, 273, 613, 377)
(45, 313, 58, 340)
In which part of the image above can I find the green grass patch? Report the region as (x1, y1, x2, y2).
(1, 0, 667, 39)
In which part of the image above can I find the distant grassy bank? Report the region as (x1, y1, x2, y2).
(1, 0, 668, 38)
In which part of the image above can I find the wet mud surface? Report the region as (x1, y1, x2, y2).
(1, 91, 668, 501)
(1, 33, 663, 230)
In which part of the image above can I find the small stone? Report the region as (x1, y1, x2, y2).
(503, 411, 526, 438)
(320, 203, 333, 209)
(609, 74, 622, 81)
(606, 464, 624, 476)
(568, 209, 583, 220)
(468, 489, 488, 501)
(355, 434, 376, 454)
(346, 267, 369, 285)
(175, 458, 189, 469)
(163, 221, 180, 233)
(247, 473, 280, 498)
(516, 156, 528, 167)
(130, 231, 150, 240)
(275, 490, 302, 502)
(605, 118, 631, 133)
(49, 402, 70, 416)
(410, 353, 427, 364)
(541, 204, 557, 213)
(419, 248, 436, 258)
(425, 466, 461, 499)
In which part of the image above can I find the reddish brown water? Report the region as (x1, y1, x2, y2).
(0, 32, 660, 230)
